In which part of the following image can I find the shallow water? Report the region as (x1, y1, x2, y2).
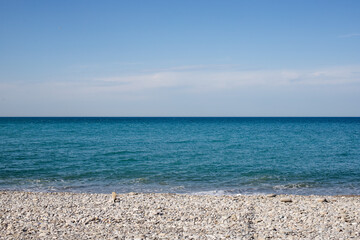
(1, 117, 359, 195)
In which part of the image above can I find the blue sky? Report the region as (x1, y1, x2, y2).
(1, 0, 360, 116)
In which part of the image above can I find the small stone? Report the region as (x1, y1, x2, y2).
(282, 229, 293, 234)
(134, 234, 146, 240)
(267, 194, 277, 198)
(280, 198, 292, 203)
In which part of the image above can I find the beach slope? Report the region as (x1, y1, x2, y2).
(0, 191, 359, 239)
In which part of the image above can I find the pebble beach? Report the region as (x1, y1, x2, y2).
(1, 191, 359, 239)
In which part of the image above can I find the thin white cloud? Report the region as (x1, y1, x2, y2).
(68, 61, 143, 72)
(91, 65, 360, 93)
(1, 65, 360, 116)
(2, 65, 360, 100)
(141, 64, 250, 73)
(338, 33, 360, 38)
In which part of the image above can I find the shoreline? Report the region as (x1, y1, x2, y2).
(2, 189, 360, 197)
(1, 191, 359, 239)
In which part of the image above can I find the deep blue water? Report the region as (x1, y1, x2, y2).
(0, 117, 360, 195)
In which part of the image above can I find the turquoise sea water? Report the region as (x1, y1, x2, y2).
(0, 117, 359, 195)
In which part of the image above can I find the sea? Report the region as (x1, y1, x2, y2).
(0, 117, 359, 195)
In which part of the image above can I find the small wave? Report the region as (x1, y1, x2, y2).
(130, 178, 150, 184)
(171, 185, 185, 191)
(191, 190, 228, 196)
(273, 183, 313, 190)
(209, 139, 226, 143)
(336, 152, 350, 157)
(166, 140, 195, 144)
(102, 150, 139, 156)
(245, 175, 283, 184)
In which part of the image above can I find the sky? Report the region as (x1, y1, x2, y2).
(0, 0, 360, 116)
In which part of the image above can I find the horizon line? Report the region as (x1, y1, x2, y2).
(1, 116, 360, 118)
